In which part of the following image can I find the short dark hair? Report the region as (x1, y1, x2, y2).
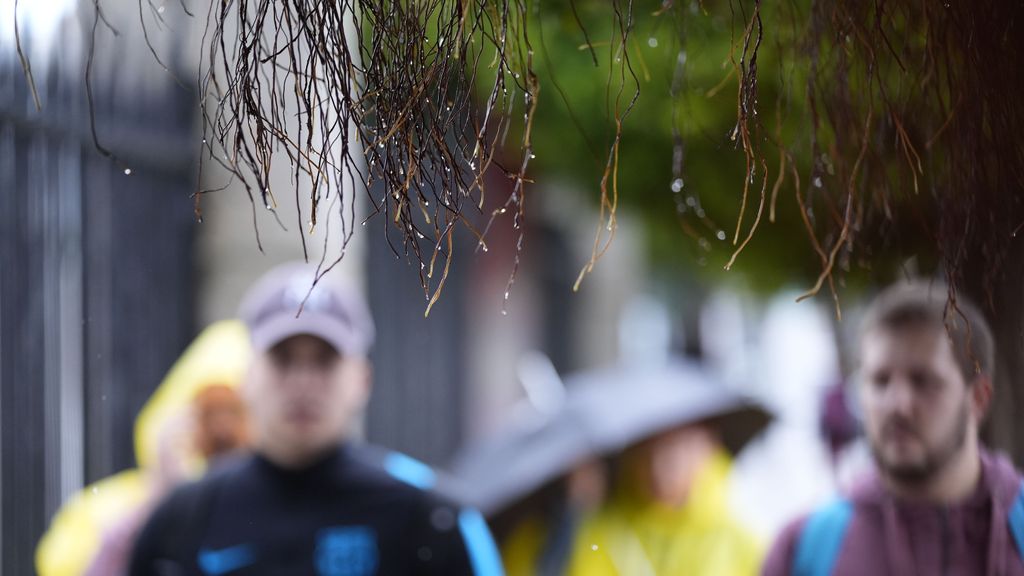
(860, 281, 995, 384)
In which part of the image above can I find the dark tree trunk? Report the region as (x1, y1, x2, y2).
(962, 238, 1024, 465)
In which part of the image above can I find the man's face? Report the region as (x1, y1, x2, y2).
(245, 335, 369, 465)
(859, 324, 977, 484)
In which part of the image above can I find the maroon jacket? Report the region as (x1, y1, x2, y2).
(762, 449, 1024, 576)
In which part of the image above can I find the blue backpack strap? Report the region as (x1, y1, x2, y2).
(458, 508, 505, 576)
(1008, 480, 1024, 559)
(383, 451, 438, 490)
(382, 451, 504, 575)
(793, 499, 854, 576)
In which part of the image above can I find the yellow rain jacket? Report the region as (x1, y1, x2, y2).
(565, 449, 762, 576)
(35, 320, 251, 576)
(501, 514, 550, 576)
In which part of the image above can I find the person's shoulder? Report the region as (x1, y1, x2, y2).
(981, 447, 1024, 504)
(338, 445, 414, 489)
(342, 444, 459, 501)
(341, 445, 501, 571)
(763, 495, 867, 576)
(761, 514, 810, 576)
(149, 454, 250, 526)
(341, 445, 476, 535)
(184, 452, 249, 490)
(129, 455, 263, 575)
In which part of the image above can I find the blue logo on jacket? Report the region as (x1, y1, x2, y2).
(315, 526, 379, 576)
(198, 544, 257, 575)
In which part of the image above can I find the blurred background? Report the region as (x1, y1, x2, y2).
(3, 0, 1022, 575)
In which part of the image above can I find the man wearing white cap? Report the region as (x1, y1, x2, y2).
(130, 263, 503, 576)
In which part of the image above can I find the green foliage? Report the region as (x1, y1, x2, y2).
(493, 0, 826, 293)
(472, 0, 996, 303)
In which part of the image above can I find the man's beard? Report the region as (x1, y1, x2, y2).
(870, 401, 969, 486)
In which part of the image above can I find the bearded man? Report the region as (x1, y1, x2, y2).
(763, 281, 1024, 576)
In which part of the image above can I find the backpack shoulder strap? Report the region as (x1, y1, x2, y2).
(793, 499, 854, 576)
(382, 450, 438, 490)
(1007, 480, 1024, 559)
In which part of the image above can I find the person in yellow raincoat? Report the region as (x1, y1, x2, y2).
(476, 357, 769, 576)
(35, 320, 252, 576)
(565, 424, 762, 576)
(499, 459, 607, 576)
(554, 359, 769, 576)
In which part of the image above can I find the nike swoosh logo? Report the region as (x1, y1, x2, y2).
(197, 544, 257, 575)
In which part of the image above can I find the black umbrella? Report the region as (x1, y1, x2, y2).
(451, 356, 773, 517)
(565, 358, 772, 457)
(450, 402, 594, 516)
(450, 352, 596, 516)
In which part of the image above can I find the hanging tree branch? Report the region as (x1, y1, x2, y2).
(193, 0, 559, 312)
(12, 0, 1022, 314)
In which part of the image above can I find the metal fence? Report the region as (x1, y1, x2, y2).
(0, 7, 495, 574)
(0, 23, 197, 574)
(366, 220, 469, 466)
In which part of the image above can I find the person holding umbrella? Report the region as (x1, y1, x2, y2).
(563, 360, 771, 576)
(453, 354, 771, 576)
(451, 353, 608, 576)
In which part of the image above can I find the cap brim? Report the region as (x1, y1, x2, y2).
(249, 312, 366, 356)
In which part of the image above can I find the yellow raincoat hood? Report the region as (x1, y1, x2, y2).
(36, 320, 251, 576)
(132, 320, 250, 471)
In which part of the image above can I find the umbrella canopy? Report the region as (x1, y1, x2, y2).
(451, 357, 773, 517)
(564, 358, 772, 457)
(450, 403, 594, 516)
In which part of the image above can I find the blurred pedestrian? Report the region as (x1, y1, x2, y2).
(84, 384, 251, 576)
(129, 263, 502, 575)
(562, 361, 769, 576)
(452, 353, 607, 576)
(191, 384, 252, 459)
(763, 281, 1024, 575)
(35, 320, 252, 576)
(497, 458, 608, 576)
